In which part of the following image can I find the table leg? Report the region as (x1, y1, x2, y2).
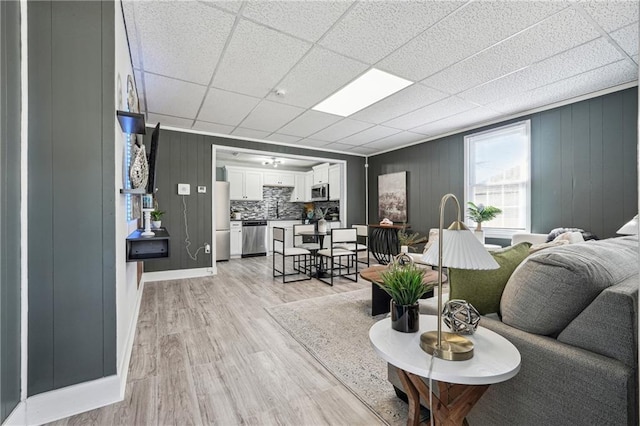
(398, 369, 489, 426)
(370, 227, 399, 265)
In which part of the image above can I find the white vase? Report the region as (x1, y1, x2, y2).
(474, 229, 485, 244)
(151, 220, 162, 229)
(317, 219, 327, 233)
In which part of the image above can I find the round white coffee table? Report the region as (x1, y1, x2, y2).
(370, 315, 520, 425)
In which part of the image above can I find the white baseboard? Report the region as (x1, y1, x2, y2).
(22, 375, 122, 426)
(4, 402, 26, 426)
(117, 278, 146, 396)
(142, 266, 215, 282)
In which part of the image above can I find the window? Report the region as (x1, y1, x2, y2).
(464, 120, 531, 239)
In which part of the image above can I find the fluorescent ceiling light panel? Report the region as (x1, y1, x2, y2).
(312, 68, 413, 117)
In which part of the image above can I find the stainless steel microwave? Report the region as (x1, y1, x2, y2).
(311, 183, 329, 201)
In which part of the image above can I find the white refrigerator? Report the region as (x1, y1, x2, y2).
(215, 181, 231, 261)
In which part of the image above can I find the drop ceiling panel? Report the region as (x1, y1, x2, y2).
(378, 1, 567, 82)
(231, 127, 271, 139)
(127, 2, 234, 85)
(242, 1, 353, 42)
(611, 23, 639, 57)
(423, 7, 602, 95)
(338, 125, 401, 146)
(319, 1, 465, 64)
(144, 73, 207, 118)
(351, 84, 448, 124)
(198, 88, 261, 126)
(192, 121, 235, 134)
(459, 37, 624, 105)
(133, 69, 146, 112)
(348, 145, 379, 155)
(310, 119, 374, 142)
(410, 107, 501, 137)
(203, 1, 243, 14)
(488, 60, 638, 114)
(147, 113, 194, 129)
(580, 1, 639, 32)
(264, 134, 302, 144)
(297, 138, 332, 148)
(265, 47, 369, 108)
(239, 100, 305, 132)
(323, 142, 362, 152)
(122, 2, 141, 69)
(277, 110, 342, 137)
(212, 19, 311, 97)
(364, 131, 425, 150)
(383, 96, 477, 131)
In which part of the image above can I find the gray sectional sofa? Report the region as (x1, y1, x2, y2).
(389, 236, 638, 425)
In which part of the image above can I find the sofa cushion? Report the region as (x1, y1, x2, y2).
(448, 242, 531, 315)
(501, 236, 638, 336)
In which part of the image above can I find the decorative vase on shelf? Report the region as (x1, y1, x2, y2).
(474, 224, 485, 244)
(391, 301, 420, 333)
(317, 218, 327, 233)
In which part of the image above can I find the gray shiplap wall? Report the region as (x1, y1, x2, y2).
(0, 1, 22, 421)
(144, 130, 366, 272)
(368, 88, 638, 244)
(28, 1, 116, 396)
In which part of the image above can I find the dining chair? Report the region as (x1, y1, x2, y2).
(335, 224, 370, 267)
(317, 228, 358, 286)
(293, 224, 320, 275)
(272, 227, 312, 283)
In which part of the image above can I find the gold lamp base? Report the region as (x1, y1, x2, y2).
(420, 331, 474, 361)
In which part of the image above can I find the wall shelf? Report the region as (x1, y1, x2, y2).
(117, 110, 146, 135)
(126, 228, 170, 262)
(120, 188, 147, 195)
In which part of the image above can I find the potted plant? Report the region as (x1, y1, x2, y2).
(377, 260, 431, 332)
(397, 227, 427, 253)
(315, 207, 328, 233)
(467, 202, 502, 243)
(150, 209, 165, 229)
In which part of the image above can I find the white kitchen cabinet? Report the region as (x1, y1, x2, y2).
(225, 166, 263, 201)
(312, 163, 330, 185)
(304, 171, 314, 202)
(230, 222, 242, 257)
(263, 171, 295, 187)
(290, 173, 306, 202)
(329, 164, 341, 200)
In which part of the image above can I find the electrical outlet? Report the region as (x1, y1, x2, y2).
(177, 183, 191, 195)
(198, 186, 206, 193)
(204, 244, 211, 254)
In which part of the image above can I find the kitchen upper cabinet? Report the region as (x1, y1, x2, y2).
(329, 164, 341, 200)
(225, 166, 263, 201)
(290, 173, 306, 202)
(304, 171, 314, 201)
(263, 171, 295, 187)
(312, 163, 330, 185)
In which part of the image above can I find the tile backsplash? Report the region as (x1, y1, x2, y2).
(231, 186, 339, 220)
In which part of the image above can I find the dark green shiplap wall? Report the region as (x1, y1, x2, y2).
(0, 0, 22, 421)
(28, 1, 116, 396)
(368, 88, 638, 243)
(144, 129, 367, 272)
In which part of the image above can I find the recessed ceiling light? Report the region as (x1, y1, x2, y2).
(312, 68, 413, 117)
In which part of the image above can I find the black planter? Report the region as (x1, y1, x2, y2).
(391, 301, 420, 333)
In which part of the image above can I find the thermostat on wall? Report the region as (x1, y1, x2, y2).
(177, 183, 191, 195)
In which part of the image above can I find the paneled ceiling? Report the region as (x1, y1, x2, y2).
(123, 1, 638, 156)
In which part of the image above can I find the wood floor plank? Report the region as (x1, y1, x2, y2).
(50, 256, 386, 426)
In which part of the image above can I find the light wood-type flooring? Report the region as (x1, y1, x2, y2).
(50, 256, 387, 425)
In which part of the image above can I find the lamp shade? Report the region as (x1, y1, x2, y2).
(422, 228, 499, 270)
(617, 215, 638, 235)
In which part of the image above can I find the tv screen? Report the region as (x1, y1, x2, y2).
(146, 123, 160, 194)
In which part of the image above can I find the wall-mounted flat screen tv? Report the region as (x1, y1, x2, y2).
(146, 123, 160, 195)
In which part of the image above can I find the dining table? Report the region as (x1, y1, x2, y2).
(297, 229, 332, 278)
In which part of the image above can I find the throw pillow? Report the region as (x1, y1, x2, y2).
(553, 231, 584, 244)
(448, 242, 531, 315)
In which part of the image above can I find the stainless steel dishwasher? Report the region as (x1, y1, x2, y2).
(241, 220, 268, 257)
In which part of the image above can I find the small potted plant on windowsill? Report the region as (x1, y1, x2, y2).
(150, 209, 165, 229)
(467, 202, 502, 243)
(376, 259, 431, 332)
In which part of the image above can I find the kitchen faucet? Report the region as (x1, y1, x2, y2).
(276, 200, 279, 218)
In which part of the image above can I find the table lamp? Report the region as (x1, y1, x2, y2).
(617, 215, 638, 235)
(420, 193, 499, 361)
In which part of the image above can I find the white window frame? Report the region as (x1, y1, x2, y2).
(464, 120, 531, 240)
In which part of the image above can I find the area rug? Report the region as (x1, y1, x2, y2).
(265, 289, 411, 425)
